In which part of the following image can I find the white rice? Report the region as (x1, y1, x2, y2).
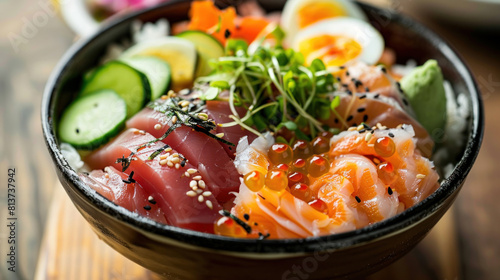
(60, 143, 87, 172)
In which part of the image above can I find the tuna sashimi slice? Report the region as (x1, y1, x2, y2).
(204, 100, 257, 158)
(79, 166, 168, 224)
(126, 105, 240, 203)
(85, 129, 222, 233)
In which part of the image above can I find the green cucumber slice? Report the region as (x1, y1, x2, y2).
(120, 37, 197, 91)
(176, 31, 224, 77)
(81, 61, 151, 117)
(120, 56, 171, 101)
(59, 90, 127, 150)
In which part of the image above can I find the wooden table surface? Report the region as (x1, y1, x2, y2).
(1, 0, 499, 279)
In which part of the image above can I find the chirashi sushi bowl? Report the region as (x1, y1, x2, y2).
(42, 0, 483, 279)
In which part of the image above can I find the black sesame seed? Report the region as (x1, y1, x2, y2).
(388, 132, 395, 138)
(365, 87, 370, 92)
(339, 66, 346, 69)
(403, 98, 409, 106)
(374, 93, 380, 99)
(352, 123, 357, 127)
(334, 118, 339, 124)
(363, 114, 369, 122)
(363, 123, 371, 129)
(229, 146, 232, 150)
(76, 128, 80, 134)
(357, 107, 366, 113)
(346, 90, 352, 95)
(351, 78, 356, 82)
(359, 95, 367, 99)
(396, 81, 403, 92)
(254, 223, 258, 226)
(355, 196, 361, 203)
(359, 129, 366, 133)
(345, 71, 350, 76)
(336, 77, 341, 82)
(243, 214, 250, 221)
(346, 115, 353, 122)
(380, 67, 387, 73)
(355, 80, 363, 88)
(342, 83, 349, 88)
(388, 187, 393, 195)
(144, 205, 152, 211)
(224, 29, 231, 39)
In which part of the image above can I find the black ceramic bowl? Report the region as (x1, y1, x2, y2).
(42, 1, 483, 279)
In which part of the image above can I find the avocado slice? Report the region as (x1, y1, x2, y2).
(400, 59, 447, 141)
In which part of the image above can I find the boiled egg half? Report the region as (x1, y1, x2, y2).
(292, 17, 384, 67)
(281, 0, 367, 45)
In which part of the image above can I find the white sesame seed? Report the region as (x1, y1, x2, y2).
(198, 195, 204, 202)
(182, 107, 188, 112)
(196, 189, 203, 194)
(348, 126, 357, 131)
(165, 147, 172, 152)
(172, 153, 179, 158)
(198, 180, 206, 188)
(171, 157, 180, 163)
(193, 175, 202, 180)
(175, 163, 180, 169)
(215, 133, 225, 138)
(154, 124, 162, 130)
(148, 196, 154, 201)
(206, 200, 213, 209)
(172, 116, 178, 124)
(161, 95, 169, 100)
(186, 191, 197, 197)
(357, 124, 364, 131)
(159, 154, 168, 160)
(365, 132, 373, 142)
(202, 191, 212, 197)
(355, 137, 362, 144)
(187, 168, 197, 174)
(167, 161, 174, 167)
(180, 100, 190, 107)
(197, 113, 208, 120)
(159, 159, 168, 166)
(367, 144, 374, 147)
(184, 171, 190, 177)
(416, 174, 426, 179)
(190, 180, 198, 188)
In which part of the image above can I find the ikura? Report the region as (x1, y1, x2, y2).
(268, 143, 293, 165)
(308, 199, 328, 214)
(265, 169, 288, 191)
(377, 162, 396, 184)
(308, 155, 330, 178)
(311, 136, 330, 154)
(291, 158, 308, 173)
(288, 171, 309, 187)
(243, 171, 265, 192)
(214, 216, 247, 238)
(292, 139, 312, 159)
(290, 183, 312, 202)
(374, 136, 396, 158)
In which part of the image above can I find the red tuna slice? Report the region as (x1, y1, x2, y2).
(126, 106, 240, 203)
(85, 129, 222, 233)
(204, 100, 257, 158)
(79, 166, 168, 224)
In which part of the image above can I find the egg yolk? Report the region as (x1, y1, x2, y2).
(298, 2, 347, 28)
(298, 34, 362, 67)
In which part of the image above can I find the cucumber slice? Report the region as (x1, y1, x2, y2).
(121, 37, 197, 91)
(176, 31, 224, 77)
(59, 90, 127, 150)
(120, 56, 171, 101)
(81, 61, 151, 117)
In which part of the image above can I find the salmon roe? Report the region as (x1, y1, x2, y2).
(308, 199, 328, 214)
(243, 171, 265, 192)
(292, 139, 312, 159)
(311, 136, 330, 154)
(377, 162, 397, 184)
(214, 216, 247, 237)
(374, 136, 396, 158)
(269, 143, 293, 165)
(291, 158, 308, 173)
(288, 171, 309, 186)
(308, 155, 330, 178)
(291, 183, 312, 202)
(265, 169, 288, 191)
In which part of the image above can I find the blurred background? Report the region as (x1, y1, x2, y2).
(1, 0, 499, 279)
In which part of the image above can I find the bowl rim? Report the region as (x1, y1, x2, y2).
(41, 0, 484, 253)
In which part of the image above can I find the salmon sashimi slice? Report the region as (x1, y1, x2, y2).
(329, 126, 440, 208)
(126, 104, 240, 203)
(79, 166, 168, 224)
(204, 100, 257, 158)
(326, 154, 400, 223)
(85, 129, 222, 233)
(323, 92, 434, 157)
